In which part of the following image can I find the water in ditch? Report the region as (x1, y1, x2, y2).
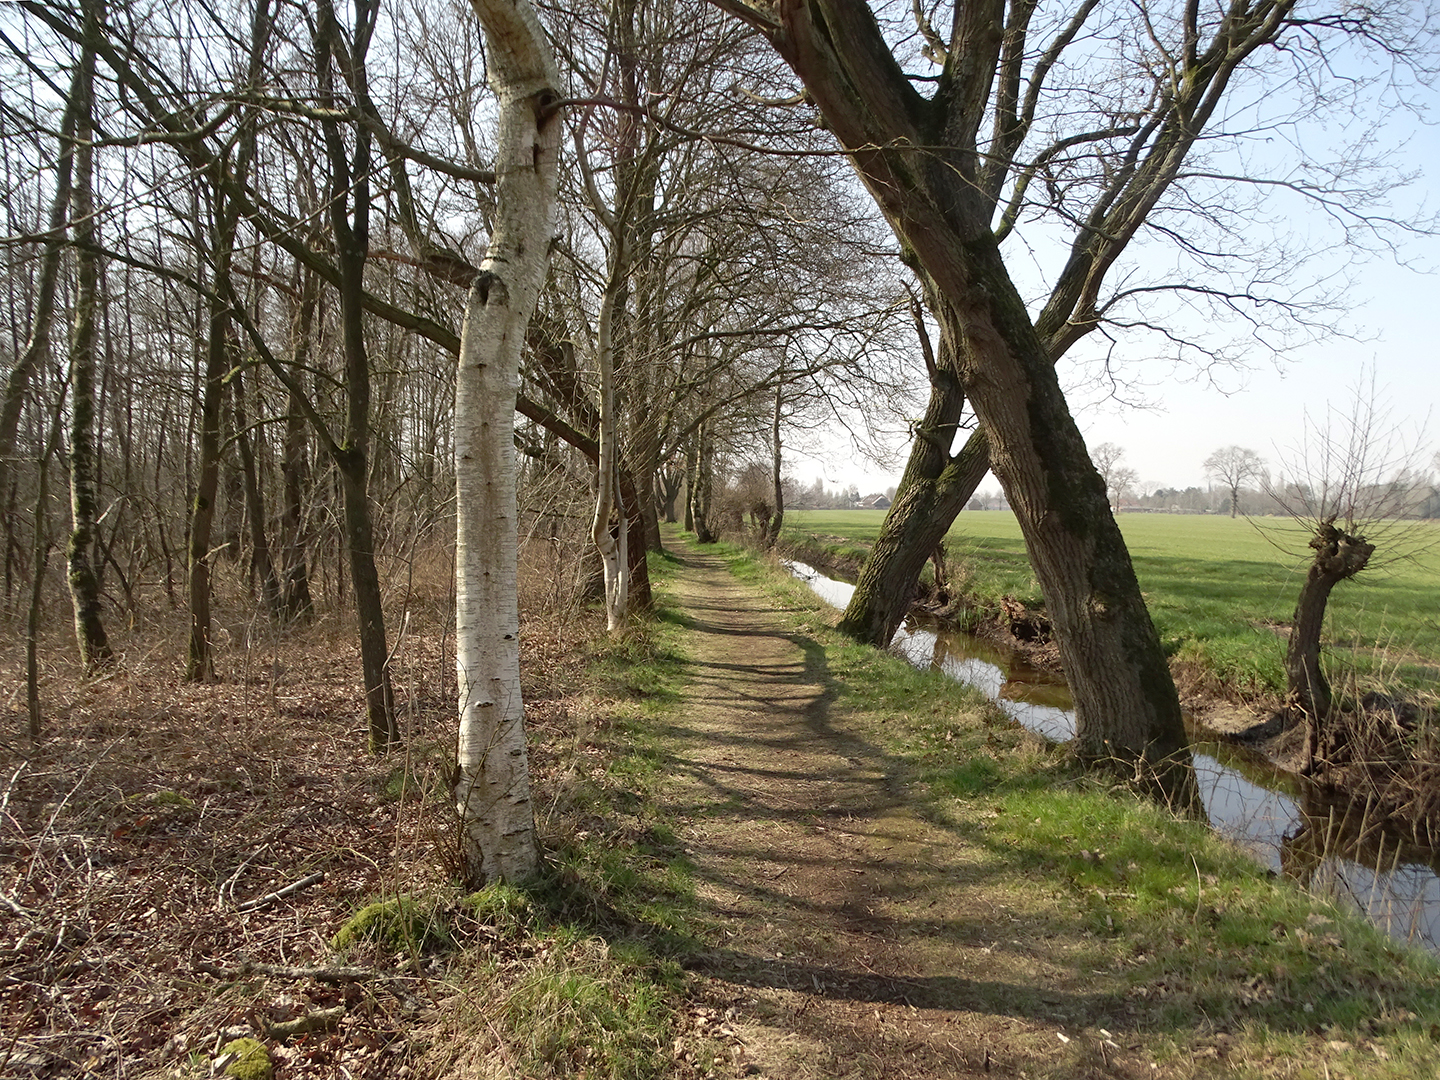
(785, 560, 1440, 950)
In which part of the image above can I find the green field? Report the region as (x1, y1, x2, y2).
(784, 509, 1440, 698)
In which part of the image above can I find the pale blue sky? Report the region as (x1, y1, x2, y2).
(803, 45, 1440, 498)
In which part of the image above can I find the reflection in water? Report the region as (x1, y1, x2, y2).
(784, 559, 1440, 950)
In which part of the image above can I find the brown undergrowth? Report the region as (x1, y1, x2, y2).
(0, 544, 602, 1079)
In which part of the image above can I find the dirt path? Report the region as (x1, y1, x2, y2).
(664, 545, 1133, 1080)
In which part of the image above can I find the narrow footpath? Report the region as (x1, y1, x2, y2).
(662, 543, 1137, 1080)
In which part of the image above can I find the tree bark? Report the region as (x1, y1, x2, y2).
(1285, 522, 1374, 728)
(750, 0, 1196, 804)
(185, 191, 232, 682)
(64, 0, 112, 673)
(337, 450, 397, 749)
(766, 370, 784, 549)
(619, 467, 652, 609)
(658, 466, 682, 523)
(232, 363, 284, 621)
(838, 292, 993, 645)
(0, 57, 84, 549)
(839, 391, 989, 644)
(591, 264, 630, 634)
(690, 423, 716, 543)
(27, 382, 69, 740)
(271, 275, 318, 623)
(453, 0, 560, 888)
(682, 441, 696, 532)
(315, 0, 398, 750)
(280, 335, 316, 623)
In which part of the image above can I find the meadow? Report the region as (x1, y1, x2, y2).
(783, 509, 1440, 699)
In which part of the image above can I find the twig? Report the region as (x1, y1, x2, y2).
(195, 957, 374, 983)
(0, 894, 33, 917)
(235, 870, 324, 912)
(216, 844, 271, 910)
(27, 740, 119, 885)
(1192, 854, 1203, 921)
(0, 762, 28, 819)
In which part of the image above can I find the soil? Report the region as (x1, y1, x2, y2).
(664, 546, 1150, 1079)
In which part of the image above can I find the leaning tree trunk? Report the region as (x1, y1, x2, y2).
(839, 300, 990, 645)
(934, 277, 1194, 803)
(756, 0, 1196, 807)
(64, 11, 111, 673)
(453, 0, 560, 888)
(1285, 522, 1375, 769)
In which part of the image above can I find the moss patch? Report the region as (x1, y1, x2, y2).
(218, 1037, 271, 1080)
(332, 896, 450, 953)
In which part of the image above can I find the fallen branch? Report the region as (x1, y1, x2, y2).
(235, 870, 324, 912)
(195, 958, 375, 983)
(0, 894, 33, 917)
(267, 1005, 347, 1039)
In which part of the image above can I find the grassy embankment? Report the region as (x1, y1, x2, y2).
(783, 509, 1440, 702)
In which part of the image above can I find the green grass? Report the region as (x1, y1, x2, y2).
(785, 510, 1440, 699)
(404, 550, 709, 1080)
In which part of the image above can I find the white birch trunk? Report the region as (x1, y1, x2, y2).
(591, 267, 629, 634)
(454, 0, 560, 887)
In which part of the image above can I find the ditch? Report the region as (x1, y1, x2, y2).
(785, 560, 1440, 952)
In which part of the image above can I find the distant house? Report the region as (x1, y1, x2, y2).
(865, 494, 891, 510)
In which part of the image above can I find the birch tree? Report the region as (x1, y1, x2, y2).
(453, 0, 562, 886)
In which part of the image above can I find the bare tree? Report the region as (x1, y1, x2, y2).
(1205, 446, 1266, 519)
(777, 0, 1433, 727)
(453, 0, 562, 887)
(64, 0, 112, 673)
(1090, 443, 1129, 510)
(1110, 466, 1139, 511)
(1263, 376, 1431, 771)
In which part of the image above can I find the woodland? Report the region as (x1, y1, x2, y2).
(2, 0, 1440, 1074)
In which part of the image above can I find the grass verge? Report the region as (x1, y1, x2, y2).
(423, 548, 724, 1079)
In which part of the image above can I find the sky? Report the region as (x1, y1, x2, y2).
(791, 28, 1440, 500)
(796, 250, 1440, 499)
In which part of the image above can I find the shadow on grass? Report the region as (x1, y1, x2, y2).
(506, 538, 1439, 1071)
